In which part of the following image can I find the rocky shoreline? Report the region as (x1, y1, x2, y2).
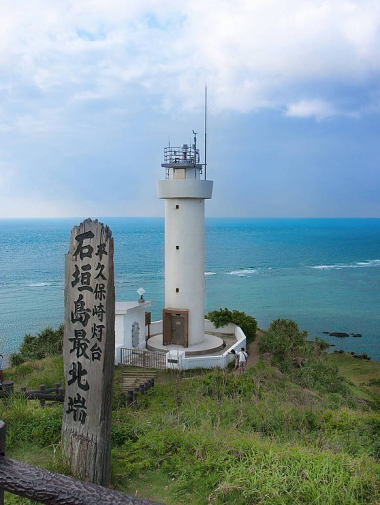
(322, 331, 371, 360)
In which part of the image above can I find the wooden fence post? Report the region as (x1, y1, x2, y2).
(0, 421, 5, 505)
(134, 387, 139, 405)
(2, 381, 14, 394)
(126, 390, 134, 406)
(39, 385, 46, 408)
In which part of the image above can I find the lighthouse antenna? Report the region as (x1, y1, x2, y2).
(192, 130, 197, 164)
(204, 84, 207, 180)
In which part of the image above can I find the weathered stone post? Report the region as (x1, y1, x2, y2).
(61, 219, 115, 486)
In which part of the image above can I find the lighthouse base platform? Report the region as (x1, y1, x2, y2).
(146, 333, 225, 356)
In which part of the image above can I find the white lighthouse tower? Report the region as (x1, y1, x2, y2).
(155, 133, 215, 351)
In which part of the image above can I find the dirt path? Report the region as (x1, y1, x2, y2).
(233, 330, 263, 373)
(246, 330, 262, 368)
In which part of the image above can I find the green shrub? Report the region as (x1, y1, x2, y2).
(259, 318, 310, 363)
(0, 396, 62, 448)
(9, 325, 63, 366)
(206, 308, 257, 341)
(295, 360, 348, 395)
(314, 337, 330, 351)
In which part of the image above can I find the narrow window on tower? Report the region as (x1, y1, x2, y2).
(176, 246, 179, 250)
(175, 205, 179, 209)
(176, 288, 179, 293)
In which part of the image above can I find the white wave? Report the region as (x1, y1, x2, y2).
(228, 268, 257, 277)
(205, 272, 216, 276)
(356, 260, 380, 267)
(311, 265, 338, 270)
(27, 282, 51, 287)
(311, 259, 380, 270)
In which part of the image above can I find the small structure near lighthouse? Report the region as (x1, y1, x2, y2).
(147, 132, 225, 357)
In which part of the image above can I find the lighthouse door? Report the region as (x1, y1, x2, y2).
(171, 314, 185, 345)
(162, 309, 189, 347)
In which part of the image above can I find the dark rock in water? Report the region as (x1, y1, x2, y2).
(352, 333, 362, 338)
(329, 332, 349, 337)
(322, 331, 329, 334)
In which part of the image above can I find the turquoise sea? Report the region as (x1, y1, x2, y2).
(1, 218, 379, 365)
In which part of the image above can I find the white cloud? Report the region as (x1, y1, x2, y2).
(1, 0, 380, 218)
(285, 99, 337, 120)
(0, 0, 379, 121)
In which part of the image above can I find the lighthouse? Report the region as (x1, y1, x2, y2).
(156, 133, 213, 349)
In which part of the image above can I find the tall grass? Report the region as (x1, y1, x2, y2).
(1, 358, 380, 504)
(109, 366, 380, 504)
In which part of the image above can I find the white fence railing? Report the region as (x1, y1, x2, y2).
(120, 348, 167, 370)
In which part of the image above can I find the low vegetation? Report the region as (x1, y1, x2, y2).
(1, 318, 380, 504)
(9, 325, 63, 367)
(206, 308, 257, 343)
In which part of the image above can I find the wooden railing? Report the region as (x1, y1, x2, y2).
(0, 382, 64, 407)
(0, 421, 162, 505)
(121, 371, 157, 406)
(1, 376, 156, 409)
(120, 348, 167, 370)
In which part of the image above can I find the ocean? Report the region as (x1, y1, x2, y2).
(1, 218, 379, 365)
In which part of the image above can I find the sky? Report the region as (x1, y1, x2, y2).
(0, 0, 380, 219)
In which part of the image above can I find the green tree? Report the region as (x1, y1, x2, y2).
(206, 308, 257, 342)
(259, 318, 310, 363)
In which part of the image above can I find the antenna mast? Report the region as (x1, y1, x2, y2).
(204, 84, 207, 180)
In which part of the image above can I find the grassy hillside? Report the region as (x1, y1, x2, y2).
(1, 350, 380, 504)
(327, 352, 380, 402)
